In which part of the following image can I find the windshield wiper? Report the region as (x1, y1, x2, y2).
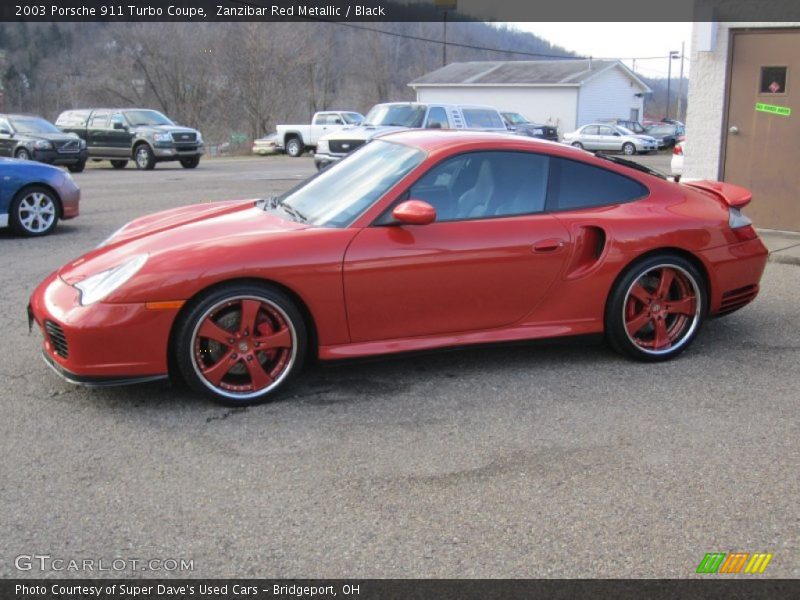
(595, 153, 667, 180)
(278, 201, 308, 223)
(255, 196, 279, 211)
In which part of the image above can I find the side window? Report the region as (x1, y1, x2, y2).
(547, 157, 648, 212)
(582, 125, 600, 135)
(110, 113, 126, 128)
(0, 118, 11, 133)
(313, 114, 330, 125)
(89, 111, 111, 128)
(461, 109, 505, 129)
(425, 106, 449, 129)
(405, 151, 550, 222)
(598, 126, 615, 136)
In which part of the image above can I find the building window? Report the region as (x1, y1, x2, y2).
(760, 66, 787, 94)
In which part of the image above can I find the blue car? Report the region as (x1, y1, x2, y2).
(0, 158, 80, 236)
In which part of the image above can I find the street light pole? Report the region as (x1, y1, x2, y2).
(677, 42, 685, 121)
(666, 50, 679, 119)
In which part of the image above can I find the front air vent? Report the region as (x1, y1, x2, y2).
(44, 320, 69, 358)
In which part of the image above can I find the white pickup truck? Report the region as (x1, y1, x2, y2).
(276, 111, 363, 157)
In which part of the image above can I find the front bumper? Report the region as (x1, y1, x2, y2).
(153, 143, 205, 159)
(32, 148, 88, 166)
(29, 273, 178, 382)
(313, 152, 344, 170)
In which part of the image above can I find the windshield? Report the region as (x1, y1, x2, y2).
(617, 126, 635, 136)
(277, 140, 424, 227)
(122, 109, 174, 127)
(342, 112, 363, 125)
(363, 105, 426, 128)
(502, 112, 529, 125)
(9, 117, 60, 134)
(646, 126, 674, 135)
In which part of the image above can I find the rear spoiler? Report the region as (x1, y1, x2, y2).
(683, 180, 752, 208)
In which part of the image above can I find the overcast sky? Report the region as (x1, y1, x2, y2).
(509, 23, 693, 79)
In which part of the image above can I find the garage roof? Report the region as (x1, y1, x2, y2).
(409, 59, 651, 91)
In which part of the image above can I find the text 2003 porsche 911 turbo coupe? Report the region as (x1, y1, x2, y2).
(29, 130, 768, 405)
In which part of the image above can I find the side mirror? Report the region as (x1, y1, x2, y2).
(0, 128, 10, 135)
(334, 118, 343, 125)
(426, 122, 442, 129)
(392, 200, 436, 226)
(113, 121, 126, 130)
(613, 132, 621, 137)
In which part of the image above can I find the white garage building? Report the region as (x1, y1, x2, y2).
(409, 59, 651, 136)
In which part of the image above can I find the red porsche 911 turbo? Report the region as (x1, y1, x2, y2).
(29, 130, 768, 405)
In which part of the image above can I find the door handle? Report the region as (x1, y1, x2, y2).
(532, 239, 566, 253)
(729, 125, 739, 135)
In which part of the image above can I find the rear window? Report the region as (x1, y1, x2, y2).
(462, 109, 505, 129)
(56, 110, 91, 127)
(547, 157, 648, 211)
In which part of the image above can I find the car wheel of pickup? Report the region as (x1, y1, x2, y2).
(110, 160, 128, 169)
(285, 137, 303, 158)
(134, 144, 155, 170)
(175, 283, 307, 406)
(180, 156, 200, 169)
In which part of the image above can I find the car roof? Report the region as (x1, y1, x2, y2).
(377, 129, 579, 156)
(372, 102, 501, 111)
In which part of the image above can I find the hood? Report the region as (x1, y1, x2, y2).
(322, 125, 407, 142)
(22, 131, 81, 143)
(632, 135, 657, 143)
(135, 124, 199, 135)
(58, 199, 307, 284)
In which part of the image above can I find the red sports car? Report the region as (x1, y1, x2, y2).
(29, 131, 768, 405)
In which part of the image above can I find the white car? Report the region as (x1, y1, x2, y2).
(251, 134, 279, 156)
(562, 124, 659, 155)
(671, 140, 684, 180)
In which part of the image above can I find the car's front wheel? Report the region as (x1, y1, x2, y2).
(180, 156, 200, 169)
(605, 254, 706, 361)
(15, 148, 30, 161)
(175, 283, 307, 405)
(67, 160, 86, 173)
(134, 144, 155, 170)
(9, 185, 60, 237)
(622, 142, 636, 156)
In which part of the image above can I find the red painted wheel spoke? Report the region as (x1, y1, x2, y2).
(238, 299, 261, 335)
(255, 327, 292, 349)
(626, 311, 651, 337)
(629, 282, 653, 304)
(244, 357, 273, 390)
(202, 350, 237, 385)
(667, 296, 695, 316)
(652, 318, 670, 349)
(656, 268, 675, 299)
(197, 319, 233, 345)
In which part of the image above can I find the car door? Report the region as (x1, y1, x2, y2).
(579, 125, 601, 150)
(108, 112, 134, 157)
(0, 117, 17, 156)
(596, 125, 619, 150)
(86, 110, 112, 155)
(343, 150, 571, 342)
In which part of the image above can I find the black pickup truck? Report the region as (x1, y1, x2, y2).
(55, 108, 204, 170)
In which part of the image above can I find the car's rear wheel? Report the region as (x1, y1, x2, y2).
(622, 142, 636, 156)
(175, 283, 307, 405)
(606, 254, 706, 361)
(571, 142, 584, 149)
(9, 185, 60, 237)
(180, 156, 200, 169)
(285, 137, 303, 157)
(134, 144, 155, 170)
(111, 160, 128, 169)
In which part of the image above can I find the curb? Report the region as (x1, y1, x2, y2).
(768, 253, 800, 266)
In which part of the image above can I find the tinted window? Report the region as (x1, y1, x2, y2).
(462, 109, 505, 129)
(406, 151, 550, 222)
(426, 107, 449, 129)
(547, 158, 648, 211)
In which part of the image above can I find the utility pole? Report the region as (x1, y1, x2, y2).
(677, 42, 685, 121)
(435, 0, 457, 68)
(666, 50, 680, 119)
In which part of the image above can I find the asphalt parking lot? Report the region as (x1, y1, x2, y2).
(1, 155, 797, 579)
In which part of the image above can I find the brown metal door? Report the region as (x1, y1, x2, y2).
(724, 29, 800, 231)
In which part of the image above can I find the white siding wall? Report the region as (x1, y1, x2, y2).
(684, 22, 800, 180)
(576, 66, 646, 127)
(415, 86, 579, 135)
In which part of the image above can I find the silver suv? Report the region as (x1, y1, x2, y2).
(313, 102, 507, 170)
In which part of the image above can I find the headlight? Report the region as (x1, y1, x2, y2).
(73, 254, 148, 306)
(33, 140, 53, 150)
(316, 140, 329, 154)
(153, 132, 172, 142)
(79, 139, 86, 149)
(196, 132, 203, 144)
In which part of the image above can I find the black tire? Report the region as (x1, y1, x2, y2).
(180, 156, 200, 169)
(9, 185, 60, 237)
(285, 137, 303, 158)
(67, 160, 86, 173)
(571, 142, 584, 150)
(622, 142, 636, 156)
(174, 283, 307, 406)
(15, 148, 30, 161)
(605, 253, 707, 362)
(133, 143, 155, 170)
(110, 160, 128, 169)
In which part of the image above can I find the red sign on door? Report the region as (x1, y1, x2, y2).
(768, 81, 782, 93)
